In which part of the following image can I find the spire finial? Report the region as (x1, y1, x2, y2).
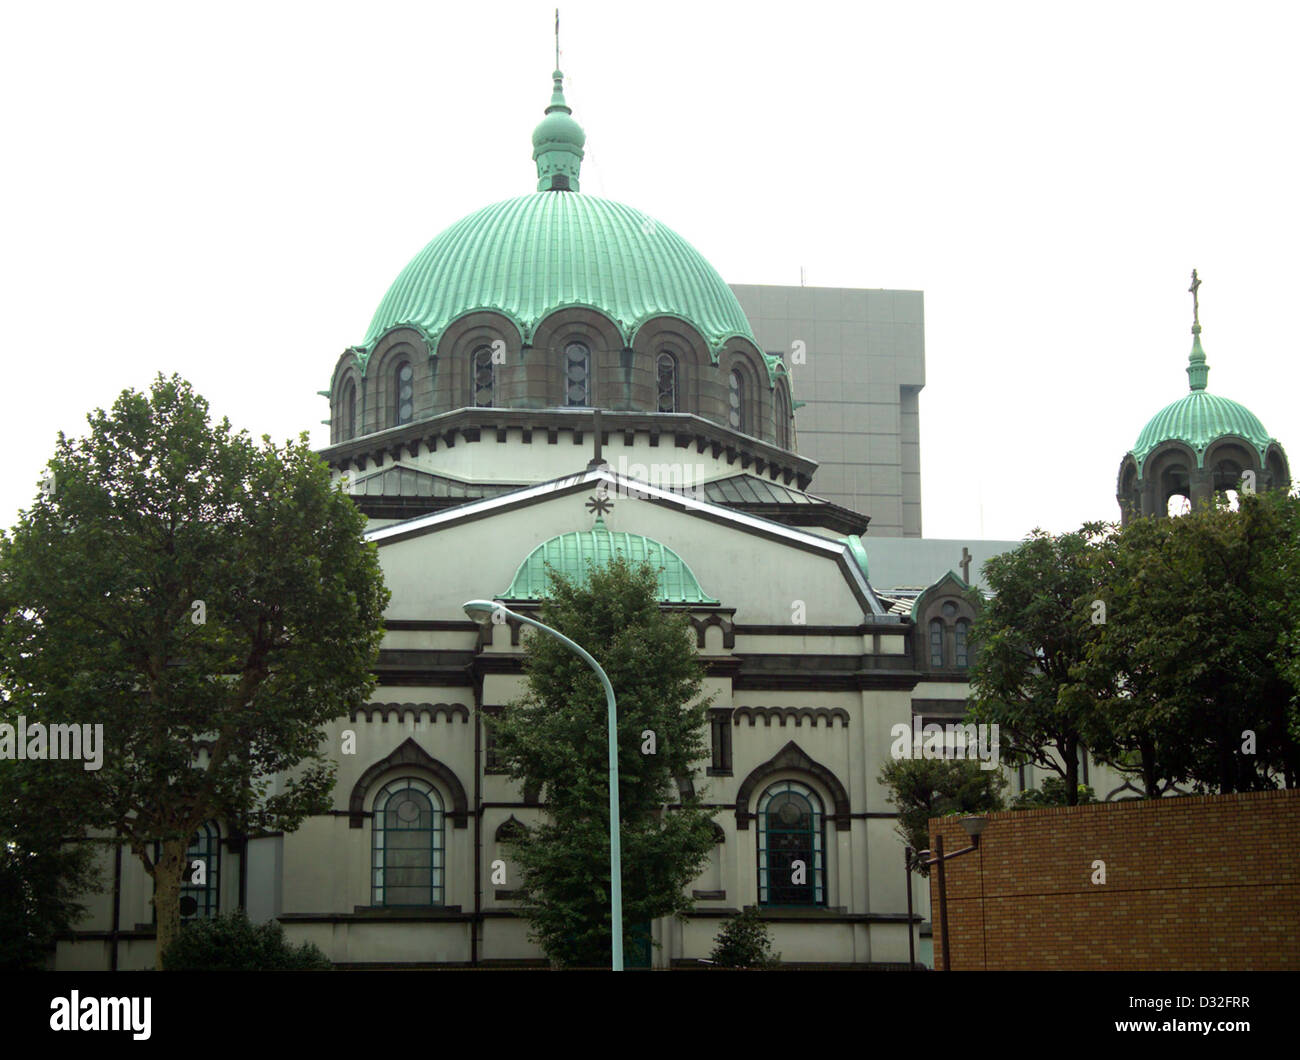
(1186, 269, 1209, 392)
(531, 23, 585, 193)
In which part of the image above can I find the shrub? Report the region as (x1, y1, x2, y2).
(708, 909, 781, 969)
(1009, 776, 1097, 809)
(160, 910, 332, 971)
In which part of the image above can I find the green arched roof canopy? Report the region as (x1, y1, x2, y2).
(1131, 391, 1276, 474)
(361, 192, 757, 360)
(501, 517, 719, 604)
(1129, 326, 1278, 475)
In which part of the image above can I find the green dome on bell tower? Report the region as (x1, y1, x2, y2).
(1128, 270, 1278, 473)
(1116, 270, 1290, 525)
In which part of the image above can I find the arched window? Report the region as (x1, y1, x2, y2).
(656, 353, 677, 413)
(929, 619, 945, 667)
(183, 821, 220, 919)
(393, 360, 414, 426)
(955, 618, 970, 668)
(775, 383, 791, 449)
(154, 821, 220, 922)
(341, 380, 356, 440)
(564, 341, 590, 407)
(757, 780, 825, 906)
(373, 778, 443, 906)
(728, 369, 745, 432)
(473, 345, 495, 407)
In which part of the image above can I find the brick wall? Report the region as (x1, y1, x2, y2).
(927, 788, 1300, 970)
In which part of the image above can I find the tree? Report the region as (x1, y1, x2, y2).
(0, 758, 99, 969)
(709, 908, 780, 969)
(0, 375, 389, 967)
(965, 524, 1113, 805)
(487, 554, 717, 967)
(878, 757, 1006, 875)
(1083, 490, 1300, 793)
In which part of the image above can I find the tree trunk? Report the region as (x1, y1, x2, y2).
(1063, 738, 1079, 804)
(152, 837, 188, 969)
(1140, 737, 1160, 798)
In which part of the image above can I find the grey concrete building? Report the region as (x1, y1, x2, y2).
(729, 284, 925, 537)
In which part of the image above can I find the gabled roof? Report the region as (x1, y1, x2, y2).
(909, 570, 972, 622)
(365, 465, 893, 619)
(655, 472, 867, 535)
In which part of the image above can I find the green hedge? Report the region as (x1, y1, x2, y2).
(160, 910, 332, 971)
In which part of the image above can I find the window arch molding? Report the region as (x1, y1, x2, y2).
(442, 317, 517, 414)
(774, 377, 793, 450)
(333, 371, 361, 444)
(734, 740, 850, 832)
(348, 737, 468, 829)
(722, 346, 771, 439)
(632, 319, 708, 415)
(366, 339, 423, 430)
(531, 309, 622, 408)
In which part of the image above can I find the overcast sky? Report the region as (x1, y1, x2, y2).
(2, 0, 1295, 542)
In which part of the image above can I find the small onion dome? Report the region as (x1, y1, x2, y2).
(532, 69, 586, 192)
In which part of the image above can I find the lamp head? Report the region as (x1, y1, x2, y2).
(463, 599, 502, 620)
(960, 815, 987, 839)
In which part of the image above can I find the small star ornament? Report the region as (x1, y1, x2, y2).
(585, 490, 614, 517)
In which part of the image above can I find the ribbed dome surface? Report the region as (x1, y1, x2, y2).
(361, 192, 756, 355)
(1131, 390, 1275, 471)
(501, 518, 718, 603)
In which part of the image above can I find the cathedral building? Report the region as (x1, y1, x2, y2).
(53, 58, 1287, 971)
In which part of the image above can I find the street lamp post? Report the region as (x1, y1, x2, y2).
(915, 815, 987, 972)
(463, 599, 625, 972)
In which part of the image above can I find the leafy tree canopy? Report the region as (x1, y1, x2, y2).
(0, 374, 389, 965)
(487, 555, 716, 967)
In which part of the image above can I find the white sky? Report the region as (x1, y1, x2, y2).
(2, 0, 1295, 541)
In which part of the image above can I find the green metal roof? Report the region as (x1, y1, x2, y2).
(357, 69, 756, 363)
(1130, 326, 1277, 474)
(501, 517, 718, 603)
(360, 192, 757, 361)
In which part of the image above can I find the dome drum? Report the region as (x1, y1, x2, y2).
(331, 307, 795, 447)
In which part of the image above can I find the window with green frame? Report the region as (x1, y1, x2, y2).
(152, 821, 220, 922)
(757, 780, 825, 907)
(372, 778, 444, 906)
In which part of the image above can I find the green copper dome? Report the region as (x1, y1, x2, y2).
(1130, 308, 1278, 474)
(361, 192, 756, 358)
(357, 69, 757, 360)
(501, 517, 718, 604)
